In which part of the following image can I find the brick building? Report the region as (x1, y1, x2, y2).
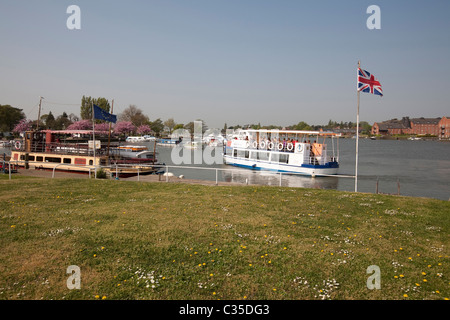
(372, 116, 443, 136)
(439, 116, 450, 139)
(409, 117, 441, 136)
(371, 117, 411, 135)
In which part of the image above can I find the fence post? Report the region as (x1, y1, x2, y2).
(279, 172, 282, 187)
(138, 167, 140, 181)
(376, 178, 379, 194)
(9, 162, 11, 180)
(215, 168, 218, 185)
(166, 165, 169, 182)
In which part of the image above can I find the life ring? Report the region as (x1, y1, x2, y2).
(14, 141, 21, 150)
(252, 141, 258, 149)
(277, 143, 283, 151)
(268, 142, 274, 150)
(287, 143, 294, 151)
(259, 141, 266, 149)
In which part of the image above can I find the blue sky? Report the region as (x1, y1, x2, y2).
(1, 0, 449, 129)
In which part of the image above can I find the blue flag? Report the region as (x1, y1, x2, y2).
(93, 104, 117, 123)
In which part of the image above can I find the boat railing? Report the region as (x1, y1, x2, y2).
(24, 141, 112, 157)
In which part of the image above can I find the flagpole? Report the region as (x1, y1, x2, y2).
(107, 99, 114, 157)
(355, 61, 360, 192)
(92, 102, 96, 178)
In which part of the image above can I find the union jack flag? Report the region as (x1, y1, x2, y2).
(357, 68, 383, 96)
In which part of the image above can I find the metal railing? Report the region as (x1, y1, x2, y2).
(2, 159, 355, 187)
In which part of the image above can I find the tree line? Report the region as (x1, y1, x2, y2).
(1, 97, 372, 137)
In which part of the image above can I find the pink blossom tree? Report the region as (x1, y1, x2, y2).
(66, 120, 92, 130)
(114, 121, 136, 135)
(94, 122, 111, 132)
(137, 124, 152, 135)
(13, 118, 32, 133)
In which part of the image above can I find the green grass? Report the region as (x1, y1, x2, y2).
(0, 176, 449, 300)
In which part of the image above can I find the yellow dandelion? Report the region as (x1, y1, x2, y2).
(403, 294, 408, 298)
(102, 296, 106, 300)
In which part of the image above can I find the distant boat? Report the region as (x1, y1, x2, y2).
(370, 136, 376, 140)
(157, 138, 182, 147)
(126, 136, 155, 142)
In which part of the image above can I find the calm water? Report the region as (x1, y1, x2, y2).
(2, 139, 449, 200)
(153, 139, 450, 201)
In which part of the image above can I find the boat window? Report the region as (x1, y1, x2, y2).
(36, 156, 43, 162)
(237, 150, 247, 158)
(279, 154, 289, 164)
(45, 157, 61, 163)
(259, 152, 269, 161)
(245, 151, 249, 158)
(28, 156, 35, 161)
(250, 152, 258, 160)
(270, 153, 279, 162)
(63, 158, 72, 164)
(233, 149, 237, 157)
(89, 160, 93, 165)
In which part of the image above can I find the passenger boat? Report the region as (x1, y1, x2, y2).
(223, 129, 340, 176)
(157, 138, 182, 146)
(125, 135, 156, 142)
(110, 145, 157, 163)
(10, 130, 159, 177)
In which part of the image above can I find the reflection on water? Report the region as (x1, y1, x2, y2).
(2, 138, 449, 200)
(221, 168, 338, 190)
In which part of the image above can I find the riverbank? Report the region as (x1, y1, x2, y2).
(0, 173, 448, 300)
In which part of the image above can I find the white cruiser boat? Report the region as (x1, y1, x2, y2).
(223, 129, 340, 177)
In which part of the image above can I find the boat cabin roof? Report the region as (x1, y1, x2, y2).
(236, 129, 340, 137)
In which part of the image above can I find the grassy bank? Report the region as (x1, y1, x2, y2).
(0, 175, 449, 300)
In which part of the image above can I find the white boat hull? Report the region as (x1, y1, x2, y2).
(223, 155, 338, 176)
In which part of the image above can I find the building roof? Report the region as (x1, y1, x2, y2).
(375, 118, 410, 131)
(410, 117, 441, 124)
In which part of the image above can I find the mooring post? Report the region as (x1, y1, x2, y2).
(166, 165, 169, 182)
(376, 178, 379, 194)
(397, 178, 400, 195)
(279, 172, 282, 187)
(215, 168, 218, 186)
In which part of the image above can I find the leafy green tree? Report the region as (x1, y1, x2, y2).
(0, 104, 25, 132)
(55, 112, 72, 130)
(80, 96, 111, 120)
(149, 118, 164, 136)
(46, 111, 56, 129)
(173, 123, 184, 131)
(292, 121, 312, 131)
